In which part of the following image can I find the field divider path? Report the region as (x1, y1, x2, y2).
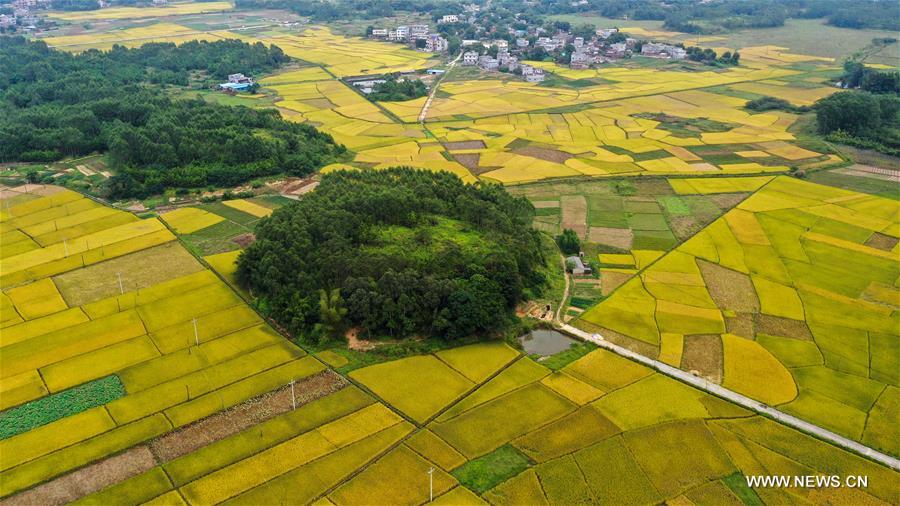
(558, 324, 900, 471)
(419, 50, 463, 124)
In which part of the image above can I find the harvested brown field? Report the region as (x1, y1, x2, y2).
(634, 179, 674, 194)
(709, 193, 747, 209)
(532, 200, 561, 209)
(755, 314, 813, 340)
(578, 321, 660, 359)
(698, 259, 760, 313)
(725, 313, 755, 339)
(2, 446, 156, 506)
(451, 153, 481, 172)
(864, 232, 899, 251)
(689, 163, 719, 172)
(232, 233, 256, 248)
(513, 146, 573, 163)
(561, 195, 588, 237)
(442, 140, 486, 150)
(681, 334, 723, 383)
(150, 370, 348, 462)
(669, 215, 701, 240)
(601, 271, 632, 296)
(53, 242, 204, 306)
(588, 226, 634, 250)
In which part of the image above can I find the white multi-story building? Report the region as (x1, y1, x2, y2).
(410, 24, 429, 39)
(424, 34, 448, 52)
(492, 39, 508, 50)
(521, 65, 545, 82)
(370, 28, 388, 38)
(462, 51, 479, 65)
(439, 14, 459, 24)
(478, 55, 499, 70)
(596, 28, 618, 39)
(516, 38, 529, 48)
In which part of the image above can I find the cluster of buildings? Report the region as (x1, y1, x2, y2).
(0, 0, 47, 31)
(369, 24, 449, 53)
(217, 73, 255, 93)
(462, 48, 546, 83)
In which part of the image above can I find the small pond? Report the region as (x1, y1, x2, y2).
(519, 329, 578, 356)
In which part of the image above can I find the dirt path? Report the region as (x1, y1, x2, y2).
(554, 250, 570, 326)
(418, 51, 463, 123)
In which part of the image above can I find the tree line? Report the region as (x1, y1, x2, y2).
(0, 37, 345, 198)
(237, 168, 548, 344)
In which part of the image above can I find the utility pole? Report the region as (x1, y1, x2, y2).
(290, 379, 296, 410)
(428, 467, 434, 502)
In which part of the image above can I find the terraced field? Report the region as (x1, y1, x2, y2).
(577, 176, 900, 457)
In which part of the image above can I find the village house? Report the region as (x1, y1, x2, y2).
(0, 14, 15, 28)
(410, 24, 429, 39)
(219, 73, 254, 92)
(641, 42, 686, 59)
(570, 51, 592, 69)
(478, 54, 499, 70)
(370, 28, 388, 38)
(424, 34, 448, 52)
(492, 39, 508, 50)
(605, 42, 628, 58)
(462, 51, 479, 65)
(566, 255, 592, 275)
(573, 36, 584, 48)
(461, 39, 480, 47)
(596, 28, 618, 39)
(438, 14, 459, 24)
(516, 38, 529, 48)
(521, 64, 545, 82)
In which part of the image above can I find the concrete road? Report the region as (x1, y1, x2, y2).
(559, 324, 900, 471)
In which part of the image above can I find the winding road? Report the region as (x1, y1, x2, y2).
(558, 323, 900, 471)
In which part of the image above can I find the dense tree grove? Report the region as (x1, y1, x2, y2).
(841, 62, 900, 94)
(814, 91, 900, 155)
(233, 0, 897, 32)
(367, 77, 427, 102)
(237, 168, 547, 343)
(0, 37, 344, 197)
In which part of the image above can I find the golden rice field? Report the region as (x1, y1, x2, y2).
(577, 176, 900, 456)
(45, 1, 233, 21)
(1, 184, 897, 504)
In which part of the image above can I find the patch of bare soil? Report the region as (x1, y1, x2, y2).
(600, 271, 632, 296)
(443, 140, 486, 150)
(709, 193, 747, 210)
(698, 259, 759, 313)
(232, 233, 256, 248)
(150, 370, 347, 462)
(681, 334, 723, 383)
(588, 226, 633, 250)
(755, 314, 812, 340)
(346, 327, 376, 351)
(452, 153, 481, 171)
(865, 232, 899, 251)
(633, 179, 674, 195)
(561, 195, 588, 237)
(2, 447, 156, 506)
(513, 146, 573, 164)
(726, 313, 755, 339)
(531, 200, 560, 209)
(669, 215, 701, 240)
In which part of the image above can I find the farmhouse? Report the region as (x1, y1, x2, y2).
(424, 34, 448, 52)
(218, 73, 253, 91)
(521, 64, 545, 82)
(462, 51, 479, 65)
(370, 28, 388, 38)
(566, 255, 592, 275)
(439, 14, 459, 24)
(641, 42, 687, 59)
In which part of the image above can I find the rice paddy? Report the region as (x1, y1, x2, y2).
(45, 2, 234, 21)
(577, 176, 900, 455)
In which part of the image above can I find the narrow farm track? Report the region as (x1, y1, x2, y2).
(558, 324, 900, 472)
(418, 50, 463, 123)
